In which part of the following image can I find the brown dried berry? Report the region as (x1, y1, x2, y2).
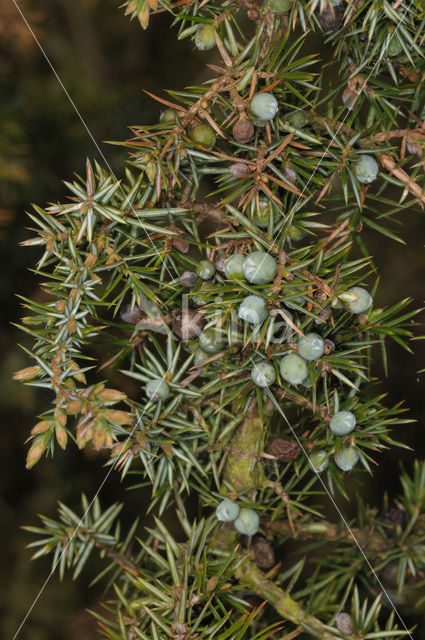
(283, 166, 297, 183)
(268, 436, 301, 461)
(336, 612, 354, 636)
(232, 118, 254, 143)
(172, 308, 205, 340)
(379, 507, 407, 536)
(172, 236, 190, 253)
(120, 304, 144, 323)
(407, 139, 422, 156)
(180, 270, 198, 288)
(214, 254, 226, 273)
(323, 338, 335, 354)
(316, 4, 345, 31)
(252, 536, 275, 570)
(229, 162, 251, 178)
(247, 9, 259, 20)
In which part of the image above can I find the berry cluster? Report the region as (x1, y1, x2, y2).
(215, 499, 260, 536)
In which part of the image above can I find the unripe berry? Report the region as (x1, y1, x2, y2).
(252, 197, 273, 228)
(282, 287, 307, 309)
(386, 28, 403, 57)
(234, 508, 260, 535)
(279, 353, 308, 385)
(288, 225, 306, 242)
(193, 348, 208, 367)
(343, 286, 373, 314)
(330, 410, 356, 435)
(284, 109, 307, 129)
(267, 0, 293, 12)
(194, 24, 216, 51)
(196, 259, 215, 280)
(145, 379, 170, 402)
(160, 109, 178, 124)
(190, 124, 216, 149)
(215, 499, 240, 522)
(199, 328, 225, 354)
(334, 447, 359, 471)
(192, 282, 210, 306)
(251, 362, 276, 387)
(224, 254, 245, 279)
(309, 449, 329, 473)
(353, 154, 379, 184)
(248, 92, 278, 124)
(302, 375, 313, 388)
(238, 295, 269, 325)
(297, 332, 325, 361)
(243, 251, 277, 284)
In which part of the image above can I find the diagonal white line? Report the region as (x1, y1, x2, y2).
(264, 385, 413, 638)
(12, 403, 154, 640)
(248, 4, 418, 628)
(8, 1, 179, 637)
(9, 0, 176, 283)
(10, 0, 417, 636)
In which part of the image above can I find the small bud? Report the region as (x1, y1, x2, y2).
(26, 438, 47, 469)
(13, 366, 40, 381)
(70, 361, 86, 383)
(99, 389, 127, 403)
(105, 410, 132, 425)
(67, 317, 77, 334)
(54, 410, 67, 428)
(336, 612, 354, 635)
(93, 427, 106, 450)
(66, 399, 83, 414)
(84, 253, 97, 268)
(229, 162, 251, 178)
(112, 442, 128, 457)
(22, 316, 42, 325)
(76, 420, 94, 448)
(55, 426, 68, 449)
(206, 576, 218, 591)
(55, 300, 67, 312)
(31, 420, 51, 435)
(232, 118, 254, 143)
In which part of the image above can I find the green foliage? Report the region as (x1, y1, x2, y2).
(14, 0, 425, 637)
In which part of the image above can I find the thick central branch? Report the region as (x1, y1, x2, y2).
(222, 398, 267, 494)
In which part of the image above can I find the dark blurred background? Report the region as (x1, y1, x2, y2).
(1, 1, 425, 638)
